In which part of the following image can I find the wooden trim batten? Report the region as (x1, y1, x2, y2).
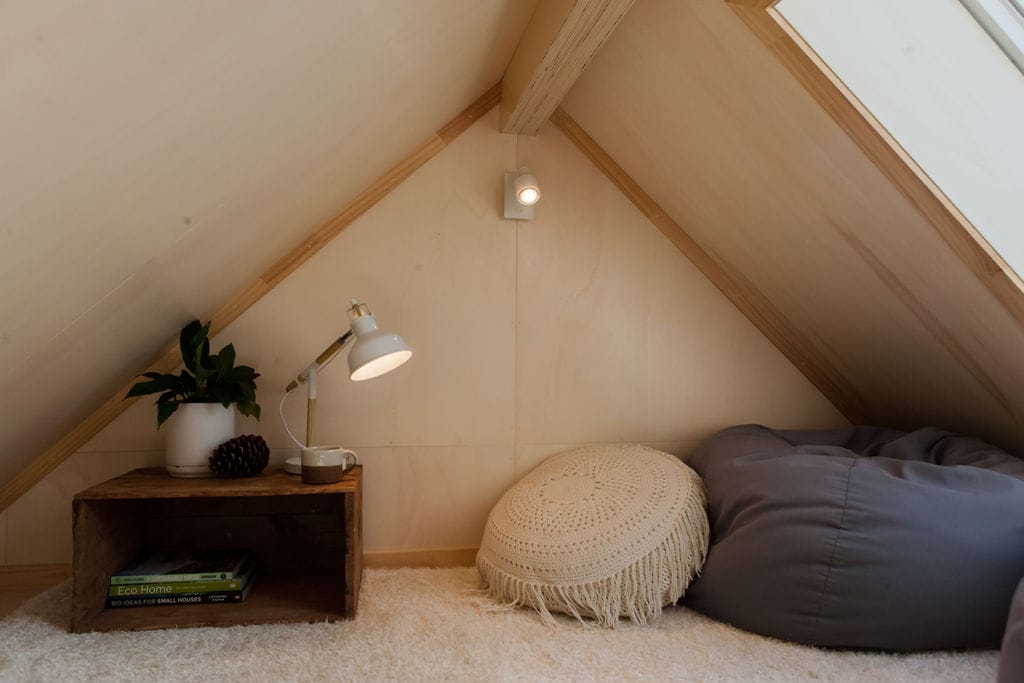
(550, 108, 866, 423)
(725, 0, 1024, 331)
(364, 547, 478, 568)
(0, 83, 501, 514)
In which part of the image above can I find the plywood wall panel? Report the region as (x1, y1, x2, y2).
(77, 109, 519, 456)
(0, 0, 538, 488)
(4, 109, 844, 563)
(358, 445, 515, 552)
(562, 0, 1024, 450)
(217, 112, 519, 451)
(5, 451, 161, 565)
(515, 122, 844, 447)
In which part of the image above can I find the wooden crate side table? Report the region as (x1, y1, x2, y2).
(71, 465, 362, 633)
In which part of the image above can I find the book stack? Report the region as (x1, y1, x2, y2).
(106, 550, 258, 609)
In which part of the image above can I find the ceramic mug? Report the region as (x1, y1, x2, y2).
(301, 446, 357, 484)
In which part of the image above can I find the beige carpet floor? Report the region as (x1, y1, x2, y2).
(0, 567, 999, 682)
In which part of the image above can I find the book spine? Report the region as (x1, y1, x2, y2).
(110, 572, 238, 585)
(104, 590, 247, 609)
(108, 578, 243, 597)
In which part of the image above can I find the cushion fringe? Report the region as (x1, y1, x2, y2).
(476, 476, 708, 628)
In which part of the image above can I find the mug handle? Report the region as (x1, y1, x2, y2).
(340, 448, 358, 470)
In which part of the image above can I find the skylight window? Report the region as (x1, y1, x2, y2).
(959, 0, 1024, 73)
(777, 0, 1024, 278)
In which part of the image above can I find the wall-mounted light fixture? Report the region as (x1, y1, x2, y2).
(504, 168, 541, 220)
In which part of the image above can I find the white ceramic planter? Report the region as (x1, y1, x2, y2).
(164, 403, 235, 478)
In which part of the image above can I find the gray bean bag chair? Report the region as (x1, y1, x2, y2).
(683, 424, 1024, 651)
(1000, 577, 1024, 682)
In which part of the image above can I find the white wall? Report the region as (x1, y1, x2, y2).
(1, 109, 845, 564)
(778, 0, 1024, 276)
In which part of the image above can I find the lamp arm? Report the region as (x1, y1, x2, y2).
(284, 330, 355, 393)
(314, 329, 355, 367)
(279, 329, 356, 450)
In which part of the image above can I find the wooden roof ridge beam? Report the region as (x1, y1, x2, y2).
(0, 82, 501, 513)
(500, 0, 636, 135)
(550, 107, 867, 423)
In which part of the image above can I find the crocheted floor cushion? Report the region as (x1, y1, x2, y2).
(476, 444, 709, 627)
(684, 424, 1024, 651)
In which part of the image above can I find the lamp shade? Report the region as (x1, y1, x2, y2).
(348, 312, 412, 381)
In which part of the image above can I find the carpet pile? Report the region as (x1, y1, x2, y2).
(0, 567, 998, 681)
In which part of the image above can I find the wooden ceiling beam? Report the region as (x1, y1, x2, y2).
(550, 107, 867, 423)
(500, 0, 635, 136)
(0, 83, 501, 513)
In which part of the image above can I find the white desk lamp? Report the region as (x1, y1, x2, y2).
(280, 299, 412, 452)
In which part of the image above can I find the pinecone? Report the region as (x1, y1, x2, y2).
(209, 434, 270, 477)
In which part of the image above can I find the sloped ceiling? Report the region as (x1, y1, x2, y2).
(0, 1, 537, 485)
(562, 0, 1024, 452)
(6, 0, 1024, 505)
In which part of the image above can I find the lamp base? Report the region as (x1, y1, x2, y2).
(301, 464, 345, 485)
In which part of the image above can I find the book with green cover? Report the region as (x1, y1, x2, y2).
(109, 549, 252, 585)
(104, 573, 257, 609)
(108, 556, 255, 596)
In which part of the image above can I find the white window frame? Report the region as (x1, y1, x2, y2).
(959, 0, 1024, 74)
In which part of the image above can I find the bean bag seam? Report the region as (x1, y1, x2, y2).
(808, 455, 857, 643)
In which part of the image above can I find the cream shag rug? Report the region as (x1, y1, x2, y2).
(0, 567, 997, 682)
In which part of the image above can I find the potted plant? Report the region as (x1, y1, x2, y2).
(126, 320, 261, 477)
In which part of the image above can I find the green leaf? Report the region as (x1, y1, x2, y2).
(227, 365, 259, 382)
(156, 401, 179, 428)
(237, 401, 261, 420)
(210, 385, 237, 406)
(215, 344, 235, 382)
(198, 321, 212, 364)
(138, 318, 261, 426)
(126, 374, 183, 398)
(194, 364, 215, 381)
(179, 320, 204, 372)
